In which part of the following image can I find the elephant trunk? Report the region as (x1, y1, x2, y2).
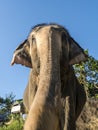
(24, 27, 61, 130)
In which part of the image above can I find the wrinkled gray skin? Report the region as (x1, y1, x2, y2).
(11, 23, 87, 130)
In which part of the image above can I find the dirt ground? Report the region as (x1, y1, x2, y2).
(76, 98, 98, 130)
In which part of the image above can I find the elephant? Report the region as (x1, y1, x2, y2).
(11, 23, 88, 130)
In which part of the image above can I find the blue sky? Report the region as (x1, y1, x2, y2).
(0, 0, 98, 99)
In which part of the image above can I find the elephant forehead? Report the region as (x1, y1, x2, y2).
(36, 27, 51, 48)
(29, 25, 62, 53)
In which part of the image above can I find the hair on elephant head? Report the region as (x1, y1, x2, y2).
(11, 23, 87, 130)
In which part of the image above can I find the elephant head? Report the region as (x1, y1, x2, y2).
(11, 24, 87, 68)
(11, 23, 87, 130)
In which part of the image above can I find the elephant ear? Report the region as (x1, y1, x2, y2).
(11, 40, 32, 68)
(68, 37, 88, 65)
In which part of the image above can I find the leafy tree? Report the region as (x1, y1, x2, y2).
(74, 51, 98, 98)
(0, 93, 15, 114)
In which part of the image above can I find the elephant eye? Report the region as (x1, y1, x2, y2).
(32, 37, 36, 42)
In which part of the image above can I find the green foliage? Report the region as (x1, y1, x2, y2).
(0, 119, 24, 130)
(74, 51, 98, 98)
(0, 93, 15, 114)
(0, 113, 24, 130)
(0, 94, 24, 130)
